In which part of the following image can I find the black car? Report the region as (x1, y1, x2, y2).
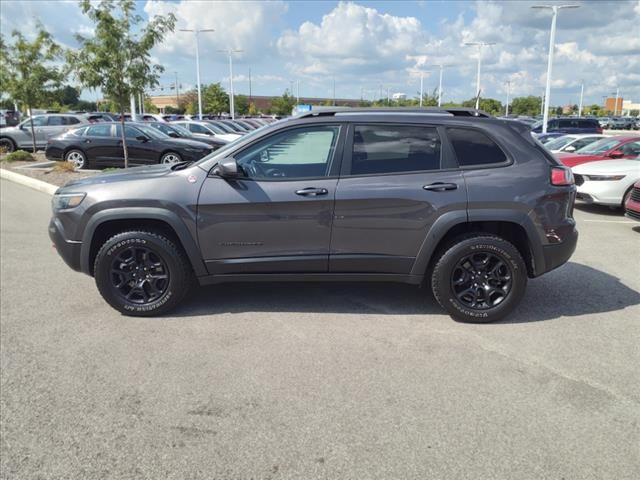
(145, 121, 229, 149)
(45, 122, 214, 169)
(49, 107, 578, 323)
(531, 117, 603, 134)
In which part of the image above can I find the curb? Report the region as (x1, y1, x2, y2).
(0, 168, 58, 196)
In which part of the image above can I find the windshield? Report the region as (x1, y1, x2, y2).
(545, 136, 575, 151)
(201, 123, 226, 134)
(210, 122, 236, 133)
(576, 138, 620, 154)
(135, 124, 169, 140)
(531, 120, 543, 130)
(167, 124, 191, 136)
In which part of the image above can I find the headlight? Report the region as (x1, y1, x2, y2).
(584, 175, 626, 181)
(52, 192, 86, 210)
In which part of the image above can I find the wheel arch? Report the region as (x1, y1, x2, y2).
(411, 210, 544, 279)
(80, 208, 207, 277)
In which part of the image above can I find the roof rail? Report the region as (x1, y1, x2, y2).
(296, 107, 491, 119)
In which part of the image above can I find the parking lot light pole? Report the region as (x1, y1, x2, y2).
(531, 5, 580, 133)
(613, 87, 619, 116)
(578, 82, 584, 116)
(180, 28, 215, 120)
(218, 49, 243, 119)
(505, 80, 512, 116)
(464, 42, 495, 110)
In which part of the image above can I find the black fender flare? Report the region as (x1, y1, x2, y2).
(80, 207, 207, 277)
(410, 209, 545, 277)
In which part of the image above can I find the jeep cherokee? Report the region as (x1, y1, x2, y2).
(49, 108, 578, 323)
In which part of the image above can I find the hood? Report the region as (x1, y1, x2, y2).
(573, 160, 640, 175)
(0, 125, 20, 134)
(61, 163, 175, 189)
(559, 153, 607, 167)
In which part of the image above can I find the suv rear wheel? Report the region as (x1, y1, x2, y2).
(93, 230, 193, 316)
(431, 235, 527, 323)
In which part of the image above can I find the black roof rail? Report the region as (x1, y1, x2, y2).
(296, 107, 492, 118)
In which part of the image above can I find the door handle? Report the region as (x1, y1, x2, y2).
(295, 187, 328, 196)
(423, 182, 458, 192)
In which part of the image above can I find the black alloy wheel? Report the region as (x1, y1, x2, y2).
(110, 246, 170, 305)
(451, 252, 513, 310)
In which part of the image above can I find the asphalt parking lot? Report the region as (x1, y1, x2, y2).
(1, 178, 639, 479)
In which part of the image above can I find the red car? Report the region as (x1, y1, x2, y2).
(558, 136, 640, 167)
(625, 180, 640, 221)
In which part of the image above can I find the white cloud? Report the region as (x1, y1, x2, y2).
(277, 2, 423, 77)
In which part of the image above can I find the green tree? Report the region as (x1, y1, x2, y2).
(510, 96, 542, 117)
(0, 27, 65, 152)
(271, 90, 296, 116)
(234, 94, 249, 116)
(52, 85, 80, 106)
(420, 88, 439, 107)
(462, 97, 503, 115)
(68, 0, 175, 167)
(201, 83, 229, 115)
(248, 102, 258, 116)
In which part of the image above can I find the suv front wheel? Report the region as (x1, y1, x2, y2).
(431, 235, 527, 323)
(94, 230, 193, 316)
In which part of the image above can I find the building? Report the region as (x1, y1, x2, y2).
(621, 99, 640, 115)
(604, 97, 624, 113)
(147, 94, 361, 113)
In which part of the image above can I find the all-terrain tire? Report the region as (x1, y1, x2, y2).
(431, 234, 527, 323)
(94, 230, 194, 316)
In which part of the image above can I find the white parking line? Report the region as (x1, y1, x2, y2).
(582, 219, 636, 224)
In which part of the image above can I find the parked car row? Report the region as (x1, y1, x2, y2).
(44, 122, 218, 169)
(598, 117, 639, 130)
(548, 135, 640, 210)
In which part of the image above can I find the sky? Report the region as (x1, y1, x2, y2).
(1, 0, 639, 107)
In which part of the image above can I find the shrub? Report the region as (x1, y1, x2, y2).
(2, 150, 35, 162)
(52, 161, 76, 173)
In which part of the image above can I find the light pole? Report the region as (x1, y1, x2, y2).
(505, 80, 511, 116)
(578, 82, 584, 116)
(218, 49, 243, 119)
(180, 28, 215, 120)
(420, 71, 424, 107)
(531, 4, 580, 133)
(613, 87, 620, 116)
(464, 42, 495, 110)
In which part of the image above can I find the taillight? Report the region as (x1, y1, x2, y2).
(596, 127, 603, 134)
(551, 167, 575, 186)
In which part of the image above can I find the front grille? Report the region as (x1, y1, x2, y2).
(574, 174, 584, 186)
(631, 186, 640, 203)
(625, 208, 640, 221)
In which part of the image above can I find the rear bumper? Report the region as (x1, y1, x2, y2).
(49, 217, 82, 272)
(539, 228, 578, 276)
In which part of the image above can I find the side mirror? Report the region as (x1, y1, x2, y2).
(564, 145, 576, 152)
(609, 150, 624, 159)
(212, 158, 238, 178)
(136, 135, 149, 142)
(168, 132, 179, 138)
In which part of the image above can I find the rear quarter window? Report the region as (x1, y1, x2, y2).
(446, 128, 508, 167)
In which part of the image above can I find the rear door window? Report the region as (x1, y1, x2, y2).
(350, 125, 441, 175)
(446, 128, 508, 167)
(85, 124, 113, 137)
(47, 116, 65, 126)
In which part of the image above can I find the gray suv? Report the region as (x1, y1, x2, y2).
(49, 108, 578, 323)
(0, 113, 91, 152)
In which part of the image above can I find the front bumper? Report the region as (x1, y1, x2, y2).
(49, 217, 82, 272)
(575, 180, 627, 206)
(625, 198, 640, 221)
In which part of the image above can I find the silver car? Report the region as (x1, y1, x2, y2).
(0, 113, 90, 152)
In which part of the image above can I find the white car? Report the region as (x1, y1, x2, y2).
(572, 158, 640, 207)
(544, 134, 606, 154)
(171, 120, 240, 143)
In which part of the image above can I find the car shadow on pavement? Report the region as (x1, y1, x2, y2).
(172, 262, 639, 323)
(574, 204, 624, 217)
